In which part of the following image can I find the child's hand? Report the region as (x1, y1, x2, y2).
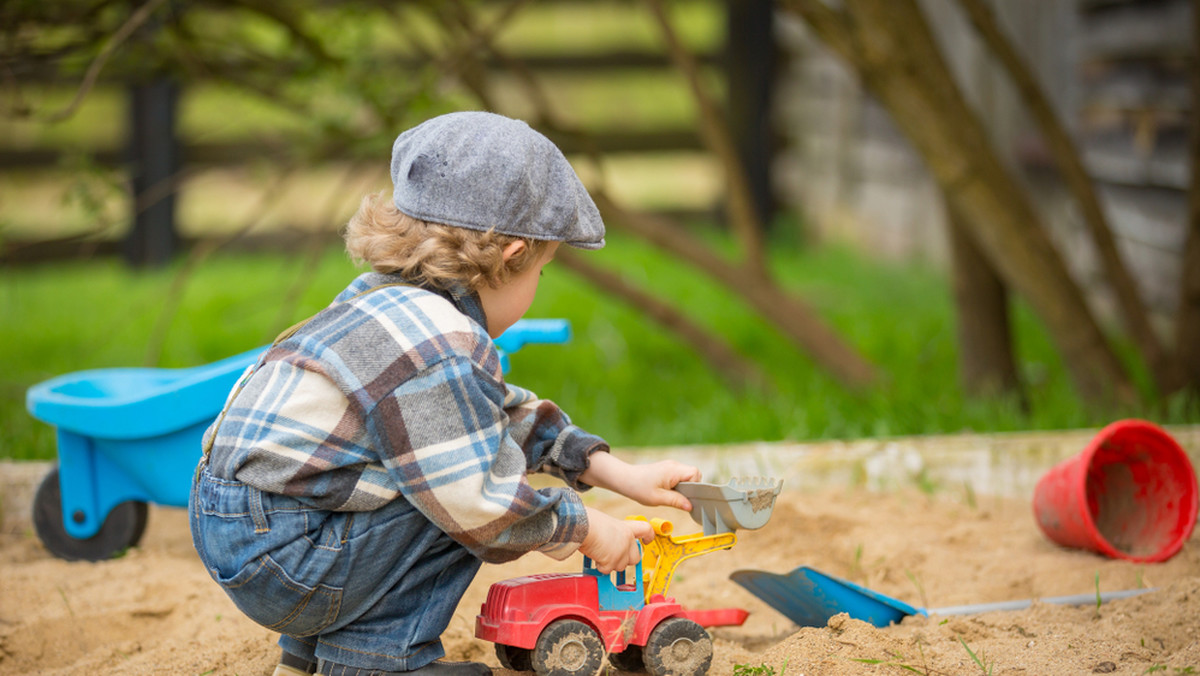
(579, 453, 702, 511)
(580, 508, 655, 574)
(619, 460, 702, 511)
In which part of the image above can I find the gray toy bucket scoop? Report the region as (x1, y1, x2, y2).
(676, 477, 783, 535)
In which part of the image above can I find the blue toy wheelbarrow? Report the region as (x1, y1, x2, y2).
(25, 319, 571, 561)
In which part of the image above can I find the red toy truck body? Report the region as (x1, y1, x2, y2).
(475, 558, 747, 675)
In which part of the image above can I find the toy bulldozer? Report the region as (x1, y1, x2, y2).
(475, 477, 783, 676)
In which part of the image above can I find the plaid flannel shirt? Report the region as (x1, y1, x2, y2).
(202, 272, 604, 563)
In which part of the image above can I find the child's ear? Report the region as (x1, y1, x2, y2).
(501, 240, 526, 262)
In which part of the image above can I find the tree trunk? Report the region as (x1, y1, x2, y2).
(947, 200, 1022, 401)
(1177, 0, 1200, 395)
(782, 0, 1135, 404)
(954, 0, 1174, 395)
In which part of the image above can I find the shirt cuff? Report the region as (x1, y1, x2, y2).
(536, 488, 588, 560)
(554, 431, 609, 491)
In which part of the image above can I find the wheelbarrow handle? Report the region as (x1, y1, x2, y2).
(494, 319, 571, 353)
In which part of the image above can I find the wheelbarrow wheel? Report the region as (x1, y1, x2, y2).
(32, 467, 149, 561)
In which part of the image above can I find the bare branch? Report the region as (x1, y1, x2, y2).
(778, 0, 860, 67)
(44, 0, 169, 123)
(431, 1, 609, 188)
(144, 164, 301, 366)
(143, 237, 221, 367)
(436, 0, 531, 105)
(227, 0, 341, 66)
(425, 0, 878, 388)
(644, 0, 767, 276)
(268, 164, 368, 341)
(593, 189, 878, 388)
(556, 249, 767, 391)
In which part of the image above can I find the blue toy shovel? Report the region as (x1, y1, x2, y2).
(730, 566, 1154, 628)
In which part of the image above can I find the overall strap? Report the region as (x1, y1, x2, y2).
(201, 282, 413, 460)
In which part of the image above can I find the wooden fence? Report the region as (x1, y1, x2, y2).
(0, 0, 775, 267)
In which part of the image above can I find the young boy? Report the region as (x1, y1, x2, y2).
(189, 111, 702, 676)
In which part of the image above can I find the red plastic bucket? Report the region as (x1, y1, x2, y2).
(1033, 419, 1198, 562)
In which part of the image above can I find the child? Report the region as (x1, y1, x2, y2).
(189, 111, 702, 676)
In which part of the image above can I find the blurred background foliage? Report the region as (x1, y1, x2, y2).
(1, 0, 1195, 462)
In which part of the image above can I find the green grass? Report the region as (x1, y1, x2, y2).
(2, 231, 1196, 461)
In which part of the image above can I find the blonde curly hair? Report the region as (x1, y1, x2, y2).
(344, 191, 552, 291)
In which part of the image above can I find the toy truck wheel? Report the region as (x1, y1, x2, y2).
(643, 618, 713, 676)
(608, 644, 645, 672)
(32, 467, 149, 561)
(531, 619, 604, 676)
(494, 643, 533, 671)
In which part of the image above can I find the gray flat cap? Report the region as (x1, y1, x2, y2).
(390, 111, 605, 249)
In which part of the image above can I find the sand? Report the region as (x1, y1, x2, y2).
(1, 461, 1197, 675)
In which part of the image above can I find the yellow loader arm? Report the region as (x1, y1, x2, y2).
(628, 516, 736, 603)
